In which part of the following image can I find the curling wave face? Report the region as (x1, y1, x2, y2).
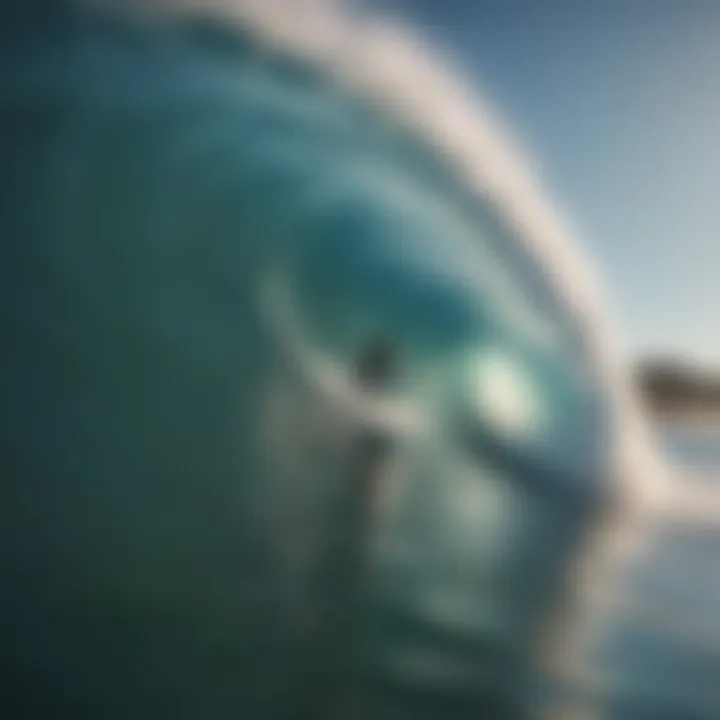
(0, 2, 660, 719)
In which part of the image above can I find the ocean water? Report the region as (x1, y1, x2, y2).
(593, 425, 720, 719)
(660, 426, 720, 474)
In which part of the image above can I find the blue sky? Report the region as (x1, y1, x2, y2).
(377, 0, 720, 361)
